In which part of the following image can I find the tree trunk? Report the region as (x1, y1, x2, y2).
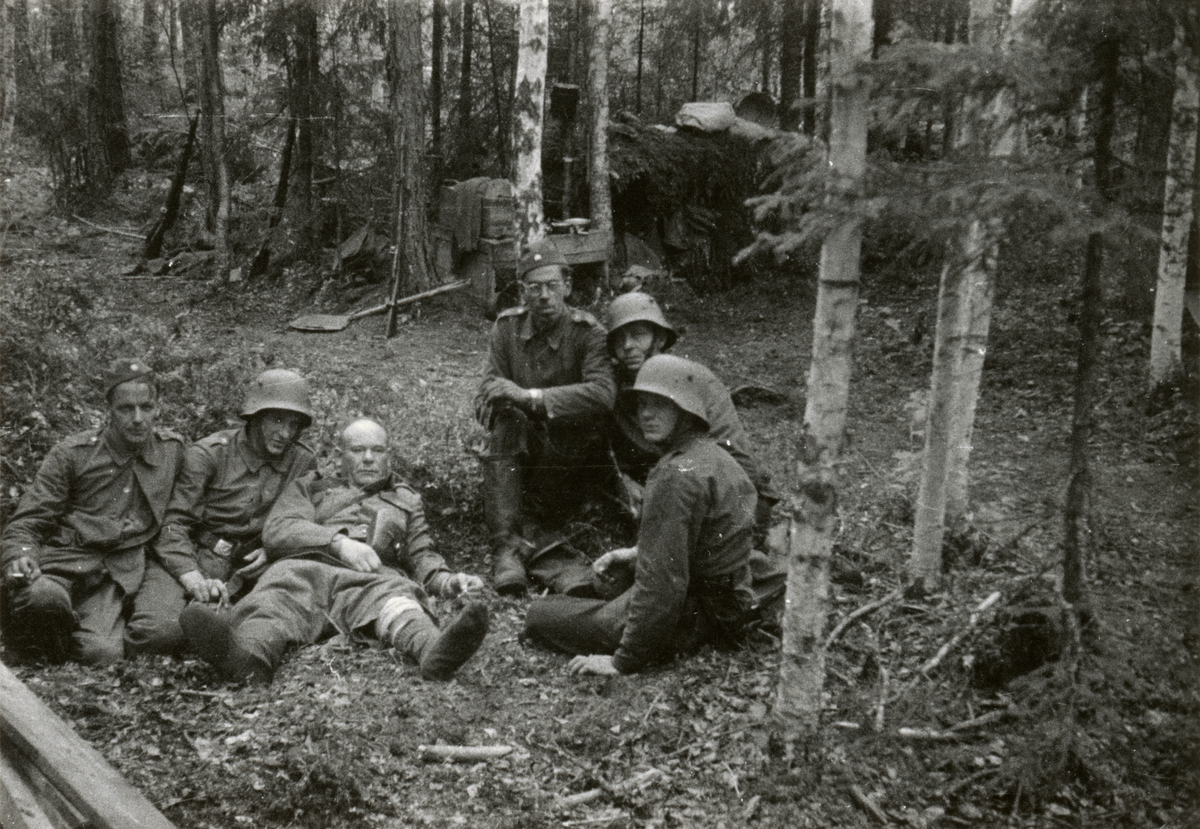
(587, 0, 612, 269)
(635, 0, 644, 115)
(388, 0, 431, 294)
(776, 0, 872, 758)
(86, 0, 131, 190)
(432, 0, 444, 169)
(199, 0, 229, 278)
(1149, 24, 1198, 386)
(457, 0, 475, 170)
(1064, 233, 1102, 609)
(779, 0, 802, 132)
(290, 0, 319, 215)
(800, 0, 820, 136)
(1, 0, 16, 151)
(512, 0, 549, 245)
(142, 0, 158, 63)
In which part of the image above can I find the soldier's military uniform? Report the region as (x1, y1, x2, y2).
(129, 426, 317, 654)
(474, 244, 617, 594)
(525, 355, 783, 672)
(179, 472, 487, 682)
(1, 424, 185, 664)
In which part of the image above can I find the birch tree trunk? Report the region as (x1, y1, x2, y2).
(775, 0, 871, 758)
(199, 0, 229, 278)
(1149, 25, 1198, 386)
(587, 0, 612, 262)
(512, 0, 549, 245)
(388, 0, 431, 294)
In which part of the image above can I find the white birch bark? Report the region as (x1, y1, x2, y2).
(512, 0, 549, 246)
(587, 0, 612, 253)
(1150, 25, 1198, 385)
(776, 0, 871, 743)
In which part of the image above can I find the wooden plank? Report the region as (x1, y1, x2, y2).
(552, 230, 611, 266)
(1, 750, 66, 829)
(8, 750, 88, 829)
(0, 663, 176, 829)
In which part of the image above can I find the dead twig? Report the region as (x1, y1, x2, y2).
(71, 214, 145, 241)
(873, 665, 889, 733)
(417, 744, 513, 762)
(946, 705, 1015, 733)
(824, 587, 902, 650)
(939, 767, 999, 797)
(850, 784, 891, 824)
(918, 590, 1002, 677)
(897, 727, 958, 741)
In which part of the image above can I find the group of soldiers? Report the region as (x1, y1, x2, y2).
(1, 239, 785, 682)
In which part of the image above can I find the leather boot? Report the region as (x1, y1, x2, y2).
(483, 455, 529, 595)
(179, 604, 272, 683)
(526, 539, 599, 598)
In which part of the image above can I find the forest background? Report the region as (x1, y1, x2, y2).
(0, 0, 1197, 827)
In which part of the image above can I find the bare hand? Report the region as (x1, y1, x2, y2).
(333, 536, 381, 573)
(593, 547, 637, 576)
(235, 548, 270, 580)
(3, 556, 41, 587)
(444, 572, 485, 597)
(179, 570, 228, 604)
(568, 654, 619, 676)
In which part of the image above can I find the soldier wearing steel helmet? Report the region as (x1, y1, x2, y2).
(1, 358, 185, 664)
(473, 239, 617, 596)
(604, 291, 776, 529)
(524, 354, 772, 676)
(128, 369, 318, 655)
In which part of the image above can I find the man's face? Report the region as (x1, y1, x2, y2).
(108, 382, 158, 449)
(521, 267, 570, 323)
(248, 410, 306, 461)
(340, 422, 391, 487)
(636, 391, 681, 445)
(612, 321, 662, 374)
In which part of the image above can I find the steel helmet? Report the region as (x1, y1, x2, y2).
(241, 369, 313, 427)
(632, 354, 710, 427)
(517, 239, 570, 281)
(605, 292, 677, 352)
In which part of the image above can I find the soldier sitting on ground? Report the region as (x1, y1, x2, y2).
(524, 355, 779, 676)
(474, 239, 617, 596)
(179, 419, 489, 683)
(129, 369, 319, 655)
(604, 291, 778, 529)
(1, 359, 185, 665)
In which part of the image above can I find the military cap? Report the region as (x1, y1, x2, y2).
(517, 239, 570, 281)
(103, 357, 155, 400)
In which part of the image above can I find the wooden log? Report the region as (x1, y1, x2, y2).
(0, 662, 176, 829)
(1, 751, 60, 829)
(416, 744, 513, 763)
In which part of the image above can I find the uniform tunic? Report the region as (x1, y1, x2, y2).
(1, 426, 185, 663)
(524, 431, 763, 673)
(228, 472, 456, 668)
(130, 426, 316, 655)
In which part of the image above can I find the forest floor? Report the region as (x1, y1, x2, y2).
(1, 155, 1198, 829)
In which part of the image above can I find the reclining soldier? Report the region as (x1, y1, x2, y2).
(474, 239, 617, 596)
(129, 369, 318, 654)
(1, 359, 185, 665)
(179, 419, 489, 683)
(605, 291, 778, 529)
(524, 355, 779, 675)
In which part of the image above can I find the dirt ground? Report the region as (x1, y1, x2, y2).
(1, 162, 1198, 828)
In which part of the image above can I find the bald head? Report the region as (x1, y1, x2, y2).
(340, 419, 391, 487)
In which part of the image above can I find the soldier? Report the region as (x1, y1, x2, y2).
(474, 239, 617, 595)
(127, 369, 318, 654)
(605, 291, 777, 528)
(178, 419, 489, 683)
(524, 355, 780, 675)
(1, 359, 185, 665)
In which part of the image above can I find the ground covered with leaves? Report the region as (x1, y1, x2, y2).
(2, 157, 1197, 828)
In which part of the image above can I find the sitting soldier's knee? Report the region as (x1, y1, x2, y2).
(75, 636, 124, 666)
(125, 617, 186, 656)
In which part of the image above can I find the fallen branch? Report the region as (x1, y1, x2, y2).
(873, 665, 889, 733)
(849, 784, 890, 824)
(897, 727, 958, 742)
(71, 215, 145, 241)
(417, 744, 512, 763)
(824, 587, 902, 650)
(938, 767, 999, 797)
(919, 590, 1002, 677)
(557, 768, 663, 809)
(946, 705, 1015, 733)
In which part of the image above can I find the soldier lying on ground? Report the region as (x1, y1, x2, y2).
(523, 355, 781, 676)
(129, 369, 319, 655)
(178, 419, 488, 683)
(473, 239, 618, 596)
(1, 359, 185, 665)
(604, 291, 778, 530)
